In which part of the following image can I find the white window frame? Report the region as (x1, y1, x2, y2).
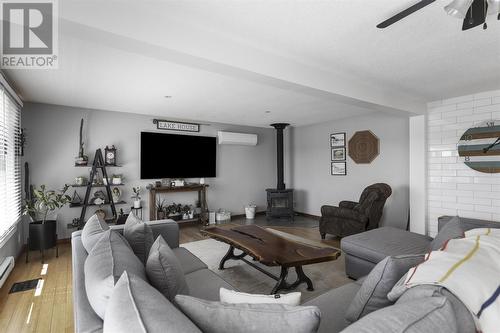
(0, 73, 23, 246)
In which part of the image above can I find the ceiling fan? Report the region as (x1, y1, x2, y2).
(377, 0, 500, 31)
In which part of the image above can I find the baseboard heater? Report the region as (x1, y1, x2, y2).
(0, 256, 15, 289)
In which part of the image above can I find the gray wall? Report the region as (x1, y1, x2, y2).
(291, 112, 410, 229)
(22, 103, 276, 239)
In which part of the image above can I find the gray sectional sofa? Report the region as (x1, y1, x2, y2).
(72, 216, 497, 333)
(72, 219, 234, 333)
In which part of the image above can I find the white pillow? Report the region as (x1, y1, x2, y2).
(81, 214, 109, 252)
(219, 288, 301, 306)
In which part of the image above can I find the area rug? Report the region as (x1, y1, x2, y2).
(181, 229, 351, 303)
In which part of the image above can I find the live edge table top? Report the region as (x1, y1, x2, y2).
(202, 225, 340, 268)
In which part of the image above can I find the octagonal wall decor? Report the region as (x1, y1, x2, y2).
(348, 130, 379, 164)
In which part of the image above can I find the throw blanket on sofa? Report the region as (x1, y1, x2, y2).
(403, 228, 500, 333)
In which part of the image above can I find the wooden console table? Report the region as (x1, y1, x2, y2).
(148, 184, 208, 224)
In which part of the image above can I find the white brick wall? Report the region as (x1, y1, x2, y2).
(427, 89, 500, 236)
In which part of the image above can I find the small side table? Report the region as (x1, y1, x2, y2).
(131, 206, 143, 219)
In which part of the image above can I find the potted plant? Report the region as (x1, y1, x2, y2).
(23, 184, 71, 263)
(111, 174, 123, 185)
(156, 197, 167, 220)
(188, 205, 195, 219)
(167, 203, 182, 221)
(131, 186, 141, 208)
(182, 204, 191, 220)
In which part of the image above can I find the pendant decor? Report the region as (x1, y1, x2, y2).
(458, 120, 500, 173)
(348, 130, 379, 164)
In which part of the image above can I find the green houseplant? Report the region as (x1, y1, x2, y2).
(156, 197, 167, 220)
(23, 184, 71, 263)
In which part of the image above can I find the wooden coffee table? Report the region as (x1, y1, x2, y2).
(202, 225, 340, 294)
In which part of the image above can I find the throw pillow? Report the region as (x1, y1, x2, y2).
(429, 216, 464, 251)
(219, 288, 301, 306)
(391, 285, 475, 333)
(81, 214, 109, 252)
(345, 254, 424, 322)
(146, 235, 189, 301)
(103, 271, 201, 333)
(123, 213, 154, 264)
(84, 229, 146, 319)
(175, 295, 321, 333)
(340, 297, 457, 333)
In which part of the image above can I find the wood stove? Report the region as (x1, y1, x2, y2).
(266, 123, 294, 220)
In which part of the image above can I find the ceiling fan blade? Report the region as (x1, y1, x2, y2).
(377, 0, 437, 28)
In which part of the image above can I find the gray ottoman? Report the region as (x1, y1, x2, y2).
(340, 227, 432, 279)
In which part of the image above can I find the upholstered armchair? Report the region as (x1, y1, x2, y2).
(319, 183, 392, 238)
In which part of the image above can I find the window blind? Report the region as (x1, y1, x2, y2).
(0, 82, 22, 241)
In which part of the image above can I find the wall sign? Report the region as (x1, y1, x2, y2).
(153, 119, 200, 132)
(458, 120, 500, 173)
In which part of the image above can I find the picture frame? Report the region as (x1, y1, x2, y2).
(330, 132, 346, 147)
(331, 162, 347, 176)
(331, 147, 346, 161)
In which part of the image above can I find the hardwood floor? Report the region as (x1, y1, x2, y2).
(0, 215, 335, 332)
(0, 243, 73, 333)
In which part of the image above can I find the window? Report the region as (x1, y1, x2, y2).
(0, 81, 22, 241)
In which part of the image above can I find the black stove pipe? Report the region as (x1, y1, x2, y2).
(271, 123, 289, 190)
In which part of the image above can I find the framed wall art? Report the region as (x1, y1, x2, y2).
(330, 132, 347, 175)
(331, 162, 347, 176)
(330, 132, 346, 147)
(331, 147, 346, 161)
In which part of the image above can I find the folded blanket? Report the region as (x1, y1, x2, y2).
(403, 228, 500, 333)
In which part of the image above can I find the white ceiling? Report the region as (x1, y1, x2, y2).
(4, 0, 500, 127)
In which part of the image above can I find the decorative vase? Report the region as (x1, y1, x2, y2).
(134, 200, 141, 208)
(157, 211, 165, 220)
(182, 213, 189, 220)
(188, 211, 194, 219)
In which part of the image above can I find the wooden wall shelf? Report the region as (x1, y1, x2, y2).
(69, 200, 126, 208)
(70, 183, 124, 187)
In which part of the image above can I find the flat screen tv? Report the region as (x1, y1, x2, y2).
(140, 132, 216, 179)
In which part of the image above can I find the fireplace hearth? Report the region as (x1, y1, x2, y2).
(266, 123, 294, 220)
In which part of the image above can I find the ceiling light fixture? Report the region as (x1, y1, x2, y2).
(265, 111, 271, 114)
(164, 95, 172, 98)
(377, 0, 499, 30)
(444, 0, 474, 18)
(444, 0, 500, 30)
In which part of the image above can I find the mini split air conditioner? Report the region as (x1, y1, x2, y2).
(217, 131, 258, 146)
(0, 256, 15, 289)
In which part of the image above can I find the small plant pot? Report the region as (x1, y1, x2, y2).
(245, 205, 257, 219)
(133, 200, 141, 209)
(157, 211, 166, 220)
(169, 213, 182, 221)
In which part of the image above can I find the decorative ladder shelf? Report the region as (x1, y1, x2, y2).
(74, 149, 120, 229)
